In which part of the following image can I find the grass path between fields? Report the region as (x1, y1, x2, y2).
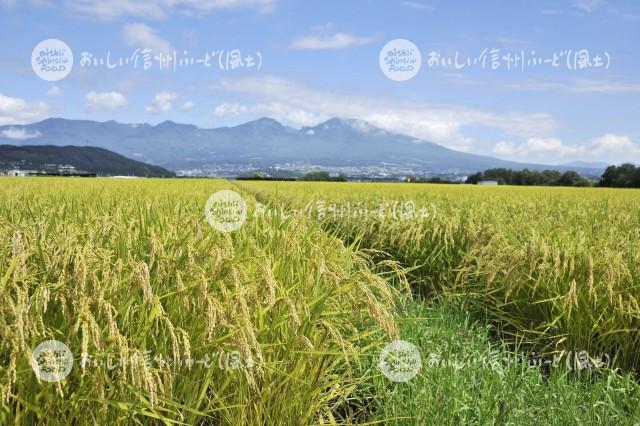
(235, 181, 640, 425)
(363, 299, 640, 425)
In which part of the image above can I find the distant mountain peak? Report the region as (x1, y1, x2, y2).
(319, 117, 346, 127)
(156, 120, 181, 127)
(561, 160, 610, 169)
(243, 117, 284, 128)
(317, 117, 380, 133)
(155, 120, 197, 130)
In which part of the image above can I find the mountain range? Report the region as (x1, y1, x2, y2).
(0, 117, 609, 177)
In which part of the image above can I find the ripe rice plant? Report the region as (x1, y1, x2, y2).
(0, 177, 404, 424)
(239, 181, 640, 371)
(4, 176, 640, 424)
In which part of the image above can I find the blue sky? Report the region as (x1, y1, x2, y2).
(0, 0, 639, 164)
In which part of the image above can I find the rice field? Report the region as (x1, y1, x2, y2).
(2, 177, 640, 424)
(0, 177, 402, 424)
(241, 181, 640, 370)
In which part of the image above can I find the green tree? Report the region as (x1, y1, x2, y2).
(599, 164, 639, 188)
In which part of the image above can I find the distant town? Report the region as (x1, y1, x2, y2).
(175, 162, 473, 182)
(4, 164, 96, 177)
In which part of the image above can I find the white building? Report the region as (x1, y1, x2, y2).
(478, 180, 499, 186)
(7, 170, 37, 177)
(58, 165, 77, 174)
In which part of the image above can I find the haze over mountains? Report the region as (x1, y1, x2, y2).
(0, 117, 608, 178)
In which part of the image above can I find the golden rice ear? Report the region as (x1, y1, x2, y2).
(0, 179, 406, 424)
(134, 262, 153, 303)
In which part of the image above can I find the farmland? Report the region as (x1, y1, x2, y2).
(2, 177, 640, 424)
(240, 181, 640, 370)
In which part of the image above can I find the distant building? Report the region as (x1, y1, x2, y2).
(58, 165, 77, 174)
(477, 180, 499, 186)
(7, 169, 38, 177)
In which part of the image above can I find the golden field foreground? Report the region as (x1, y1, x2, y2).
(2, 177, 640, 424)
(240, 181, 640, 369)
(0, 178, 403, 424)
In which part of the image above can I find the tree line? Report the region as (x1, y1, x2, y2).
(599, 164, 640, 188)
(465, 164, 640, 188)
(465, 168, 592, 187)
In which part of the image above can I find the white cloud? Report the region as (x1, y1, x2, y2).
(569, 79, 640, 94)
(86, 91, 128, 110)
(493, 141, 516, 156)
(1, 128, 42, 140)
(507, 79, 640, 94)
(490, 36, 530, 48)
(146, 91, 178, 113)
(526, 137, 582, 156)
(122, 22, 172, 55)
(590, 134, 638, 158)
(0, 93, 49, 125)
(493, 134, 640, 164)
(400, 1, 434, 11)
(573, 0, 606, 13)
(449, 76, 640, 95)
(213, 103, 248, 117)
(179, 101, 194, 111)
(3, 0, 51, 6)
(214, 75, 556, 151)
(67, 0, 166, 20)
(65, 0, 275, 20)
(493, 137, 584, 162)
(292, 32, 375, 50)
(47, 86, 63, 97)
(171, 0, 275, 13)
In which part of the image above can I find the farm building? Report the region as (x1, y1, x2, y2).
(7, 169, 38, 176)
